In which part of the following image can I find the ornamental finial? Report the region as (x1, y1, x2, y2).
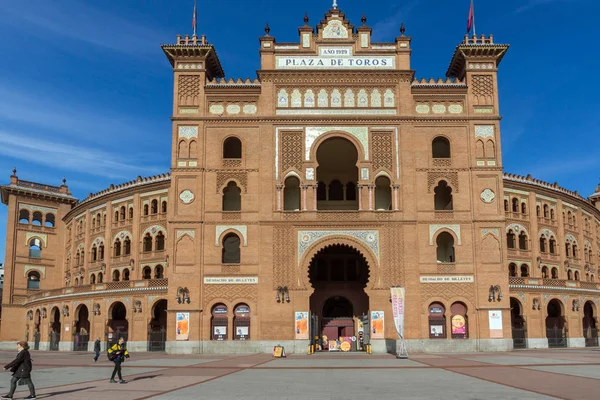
(264, 22, 270, 36)
(332, 0, 337, 10)
(11, 168, 16, 176)
(361, 14, 366, 25)
(62, 177, 67, 185)
(304, 12, 309, 25)
(400, 23, 406, 36)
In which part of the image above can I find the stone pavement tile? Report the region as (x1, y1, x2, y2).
(153, 368, 556, 400)
(0, 366, 162, 391)
(259, 358, 426, 368)
(410, 356, 490, 368)
(125, 358, 220, 367)
(447, 366, 600, 400)
(461, 356, 582, 365)
(160, 368, 238, 377)
(199, 354, 273, 368)
(525, 365, 600, 380)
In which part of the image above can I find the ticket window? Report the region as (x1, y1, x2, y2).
(211, 304, 228, 341)
(428, 303, 446, 339)
(233, 304, 250, 340)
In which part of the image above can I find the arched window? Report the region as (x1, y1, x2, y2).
(19, 209, 30, 224)
(572, 244, 578, 259)
(99, 244, 104, 260)
(92, 217, 96, 229)
(90, 274, 96, 284)
(565, 242, 571, 258)
(567, 270, 573, 280)
(551, 267, 559, 279)
(436, 232, 455, 263)
(432, 137, 450, 158)
(233, 304, 251, 340)
(155, 232, 165, 251)
(542, 266, 549, 279)
(124, 237, 131, 255)
(374, 176, 392, 210)
(521, 202, 527, 215)
(283, 176, 301, 211)
(540, 236, 547, 253)
(223, 137, 242, 159)
(154, 265, 164, 279)
(512, 198, 519, 212)
(97, 272, 103, 283)
(151, 200, 158, 214)
(142, 267, 152, 279)
(32, 211, 43, 226)
(222, 181, 241, 211)
(504, 200, 509, 212)
(506, 230, 516, 249)
(567, 211, 573, 225)
(143, 234, 153, 252)
(536, 205, 540, 217)
(45, 214, 55, 227)
(162, 201, 167, 213)
(114, 239, 121, 257)
(222, 233, 241, 264)
(550, 209, 555, 220)
(120, 206, 126, 220)
(476, 140, 484, 158)
(80, 250, 84, 265)
(29, 238, 42, 258)
(211, 304, 229, 340)
(96, 213, 101, 226)
(123, 269, 130, 281)
(574, 271, 580, 281)
(543, 204, 549, 218)
(518, 232, 528, 250)
(27, 271, 41, 290)
(112, 270, 120, 282)
(451, 302, 468, 339)
(434, 181, 453, 210)
(74, 277, 79, 286)
(328, 179, 344, 201)
(127, 207, 132, 219)
(103, 213, 106, 226)
(316, 181, 326, 201)
(428, 303, 446, 339)
(520, 264, 529, 277)
(75, 251, 80, 266)
(346, 182, 356, 201)
(91, 244, 97, 262)
(144, 204, 149, 216)
(509, 263, 517, 277)
(114, 210, 119, 221)
(549, 237, 557, 254)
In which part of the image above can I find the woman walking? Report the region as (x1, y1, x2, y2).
(107, 337, 129, 383)
(93, 338, 101, 362)
(1, 341, 36, 399)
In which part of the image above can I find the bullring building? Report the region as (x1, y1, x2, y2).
(1, 7, 600, 353)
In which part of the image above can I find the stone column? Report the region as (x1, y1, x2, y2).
(357, 184, 363, 211)
(276, 184, 283, 211)
(301, 184, 309, 211)
(368, 184, 375, 211)
(312, 184, 318, 211)
(393, 184, 400, 211)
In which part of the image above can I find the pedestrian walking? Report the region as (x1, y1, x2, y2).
(107, 337, 129, 383)
(93, 338, 101, 362)
(1, 341, 36, 399)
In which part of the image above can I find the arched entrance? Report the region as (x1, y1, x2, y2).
(148, 299, 167, 351)
(546, 299, 567, 348)
(49, 307, 61, 351)
(74, 305, 90, 351)
(583, 301, 598, 347)
(315, 137, 359, 211)
(510, 297, 527, 349)
(309, 244, 370, 351)
(107, 301, 128, 345)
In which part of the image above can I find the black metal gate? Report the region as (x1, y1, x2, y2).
(33, 332, 40, 350)
(511, 327, 527, 349)
(584, 328, 599, 347)
(49, 331, 60, 351)
(546, 327, 567, 348)
(147, 328, 166, 352)
(73, 333, 89, 351)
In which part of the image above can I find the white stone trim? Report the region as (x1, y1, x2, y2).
(297, 230, 379, 263)
(111, 196, 134, 205)
(505, 223, 529, 236)
(429, 224, 461, 245)
(24, 265, 46, 279)
(305, 126, 369, 161)
(18, 203, 57, 214)
(143, 225, 167, 238)
(216, 225, 247, 247)
(141, 189, 169, 197)
(113, 230, 133, 242)
(504, 188, 530, 196)
(276, 109, 396, 116)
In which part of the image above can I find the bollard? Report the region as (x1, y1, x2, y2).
(307, 344, 311, 355)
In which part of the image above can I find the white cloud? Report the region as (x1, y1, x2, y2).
(0, 130, 161, 180)
(371, 1, 421, 41)
(515, 0, 583, 14)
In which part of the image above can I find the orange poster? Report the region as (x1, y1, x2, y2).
(371, 311, 384, 339)
(176, 312, 190, 340)
(295, 312, 309, 339)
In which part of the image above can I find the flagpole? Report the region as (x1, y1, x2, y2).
(193, 0, 197, 37)
(471, 0, 476, 37)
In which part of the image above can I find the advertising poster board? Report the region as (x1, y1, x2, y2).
(295, 312, 309, 340)
(488, 310, 503, 338)
(371, 311, 385, 339)
(451, 315, 466, 336)
(176, 312, 190, 340)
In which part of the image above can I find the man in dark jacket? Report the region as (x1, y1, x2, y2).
(93, 338, 101, 362)
(2, 341, 36, 399)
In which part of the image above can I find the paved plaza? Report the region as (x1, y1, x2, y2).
(0, 349, 599, 399)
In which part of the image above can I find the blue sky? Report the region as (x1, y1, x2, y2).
(0, 0, 597, 263)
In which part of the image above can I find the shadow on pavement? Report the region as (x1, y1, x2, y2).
(130, 374, 161, 382)
(39, 386, 96, 398)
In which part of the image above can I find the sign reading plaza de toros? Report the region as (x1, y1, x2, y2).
(275, 46, 396, 70)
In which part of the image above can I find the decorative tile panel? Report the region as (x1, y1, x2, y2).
(305, 168, 315, 181)
(178, 126, 198, 139)
(429, 224, 461, 245)
(475, 125, 494, 138)
(506, 223, 528, 236)
(480, 189, 496, 203)
(216, 225, 247, 246)
(305, 127, 369, 160)
(177, 230, 195, 239)
(298, 230, 380, 263)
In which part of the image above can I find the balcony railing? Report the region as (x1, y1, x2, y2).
(510, 277, 600, 291)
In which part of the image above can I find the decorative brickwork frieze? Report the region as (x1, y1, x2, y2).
(178, 75, 200, 106)
(372, 132, 393, 172)
(281, 132, 303, 173)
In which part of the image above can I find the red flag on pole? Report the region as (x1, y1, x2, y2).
(467, 1, 474, 34)
(192, 0, 197, 35)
